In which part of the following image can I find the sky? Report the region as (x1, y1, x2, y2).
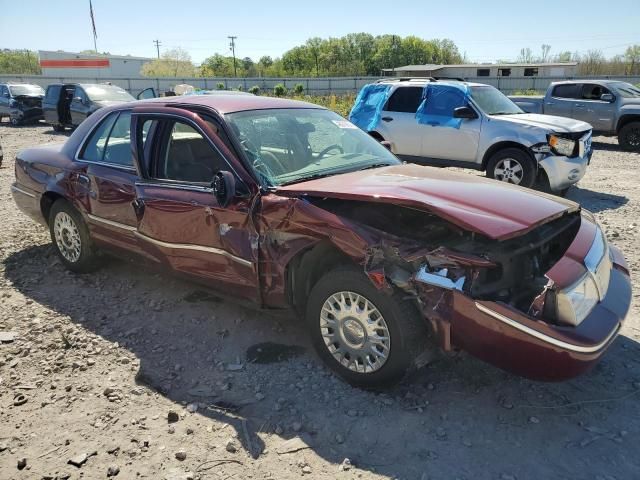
(1, 0, 638, 65)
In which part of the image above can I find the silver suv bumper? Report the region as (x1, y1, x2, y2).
(539, 149, 591, 191)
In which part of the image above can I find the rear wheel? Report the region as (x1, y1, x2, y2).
(49, 200, 101, 273)
(618, 122, 640, 151)
(306, 266, 429, 388)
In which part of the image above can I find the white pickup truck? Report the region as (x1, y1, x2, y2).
(510, 80, 640, 151)
(349, 78, 593, 195)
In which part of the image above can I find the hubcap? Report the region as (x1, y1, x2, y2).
(494, 158, 524, 184)
(320, 291, 390, 373)
(626, 127, 640, 147)
(54, 212, 81, 263)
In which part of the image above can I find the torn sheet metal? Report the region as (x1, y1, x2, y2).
(415, 83, 470, 129)
(348, 84, 392, 132)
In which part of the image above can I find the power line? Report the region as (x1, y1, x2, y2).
(153, 39, 162, 59)
(228, 36, 237, 76)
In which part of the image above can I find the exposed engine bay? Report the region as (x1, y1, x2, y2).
(309, 198, 581, 323)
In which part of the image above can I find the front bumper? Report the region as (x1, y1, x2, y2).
(453, 257, 629, 381)
(538, 149, 591, 192)
(11, 107, 44, 123)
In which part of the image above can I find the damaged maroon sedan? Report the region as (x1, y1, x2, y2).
(12, 95, 632, 387)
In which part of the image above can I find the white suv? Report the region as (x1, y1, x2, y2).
(349, 78, 593, 194)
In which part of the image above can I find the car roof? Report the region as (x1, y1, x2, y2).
(135, 94, 326, 114)
(377, 79, 487, 88)
(552, 79, 619, 85)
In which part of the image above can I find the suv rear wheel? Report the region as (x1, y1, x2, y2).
(306, 265, 429, 388)
(618, 121, 640, 151)
(486, 148, 536, 188)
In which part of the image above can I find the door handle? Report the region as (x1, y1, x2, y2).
(76, 173, 90, 185)
(132, 198, 145, 218)
(545, 102, 555, 105)
(381, 117, 393, 122)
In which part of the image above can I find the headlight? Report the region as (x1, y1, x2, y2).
(554, 227, 611, 326)
(548, 134, 576, 157)
(555, 274, 599, 326)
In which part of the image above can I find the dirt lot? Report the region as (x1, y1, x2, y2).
(0, 123, 639, 480)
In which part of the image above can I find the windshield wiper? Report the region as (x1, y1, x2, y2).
(357, 162, 392, 171)
(278, 172, 336, 186)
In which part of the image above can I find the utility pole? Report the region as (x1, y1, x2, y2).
(153, 39, 162, 59)
(228, 36, 238, 77)
(391, 35, 398, 76)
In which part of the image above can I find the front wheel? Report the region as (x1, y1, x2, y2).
(618, 122, 640, 151)
(49, 200, 101, 273)
(486, 148, 536, 188)
(10, 116, 21, 127)
(306, 266, 429, 388)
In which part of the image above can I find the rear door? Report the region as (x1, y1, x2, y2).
(74, 109, 142, 253)
(377, 86, 425, 157)
(131, 108, 258, 299)
(43, 85, 62, 124)
(572, 83, 617, 132)
(545, 83, 578, 117)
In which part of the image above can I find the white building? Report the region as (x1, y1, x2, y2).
(38, 50, 153, 78)
(381, 62, 578, 78)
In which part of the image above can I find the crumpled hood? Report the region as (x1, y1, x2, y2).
(276, 164, 579, 240)
(495, 113, 592, 133)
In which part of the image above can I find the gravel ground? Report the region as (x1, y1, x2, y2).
(0, 123, 639, 480)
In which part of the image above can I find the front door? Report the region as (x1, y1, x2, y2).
(132, 112, 258, 299)
(377, 86, 425, 157)
(70, 86, 91, 126)
(571, 83, 617, 132)
(420, 86, 481, 163)
(0, 85, 9, 117)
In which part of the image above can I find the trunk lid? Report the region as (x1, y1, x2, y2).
(276, 164, 579, 240)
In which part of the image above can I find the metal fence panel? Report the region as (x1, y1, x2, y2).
(1, 74, 639, 97)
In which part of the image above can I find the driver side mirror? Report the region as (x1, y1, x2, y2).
(3, 92, 9, 98)
(600, 93, 614, 102)
(380, 140, 392, 151)
(73, 96, 84, 104)
(453, 106, 478, 119)
(212, 171, 236, 208)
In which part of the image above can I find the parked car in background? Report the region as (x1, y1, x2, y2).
(11, 94, 631, 387)
(0, 83, 45, 126)
(43, 83, 137, 131)
(510, 80, 640, 151)
(349, 79, 593, 195)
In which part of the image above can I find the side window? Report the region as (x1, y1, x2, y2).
(552, 84, 579, 99)
(155, 121, 227, 183)
(423, 87, 466, 117)
(580, 84, 611, 100)
(385, 87, 423, 113)
(45, 86, 59, 102)
(74, 87, 87, 103)
(80, 111, 134, 167)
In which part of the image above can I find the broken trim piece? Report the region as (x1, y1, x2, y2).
(415, 266, 465, 290)
(475, 302, 619, 353)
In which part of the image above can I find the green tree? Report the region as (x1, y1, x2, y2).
(140, 47, 196, 77)
(0, 49, 41, 74)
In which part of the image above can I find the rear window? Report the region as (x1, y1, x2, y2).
(385, 87, 423, 113)
(552, 84, 579, 99)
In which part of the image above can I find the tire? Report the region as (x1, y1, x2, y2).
(10, 116, 21, 127)
(486, 148, 536, 188)
(306, 265, 429, 389)
(618, 122, 640, 151)
(49, 200, 101, 273)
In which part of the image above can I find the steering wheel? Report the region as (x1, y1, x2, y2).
(317, 144, 344, 159)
